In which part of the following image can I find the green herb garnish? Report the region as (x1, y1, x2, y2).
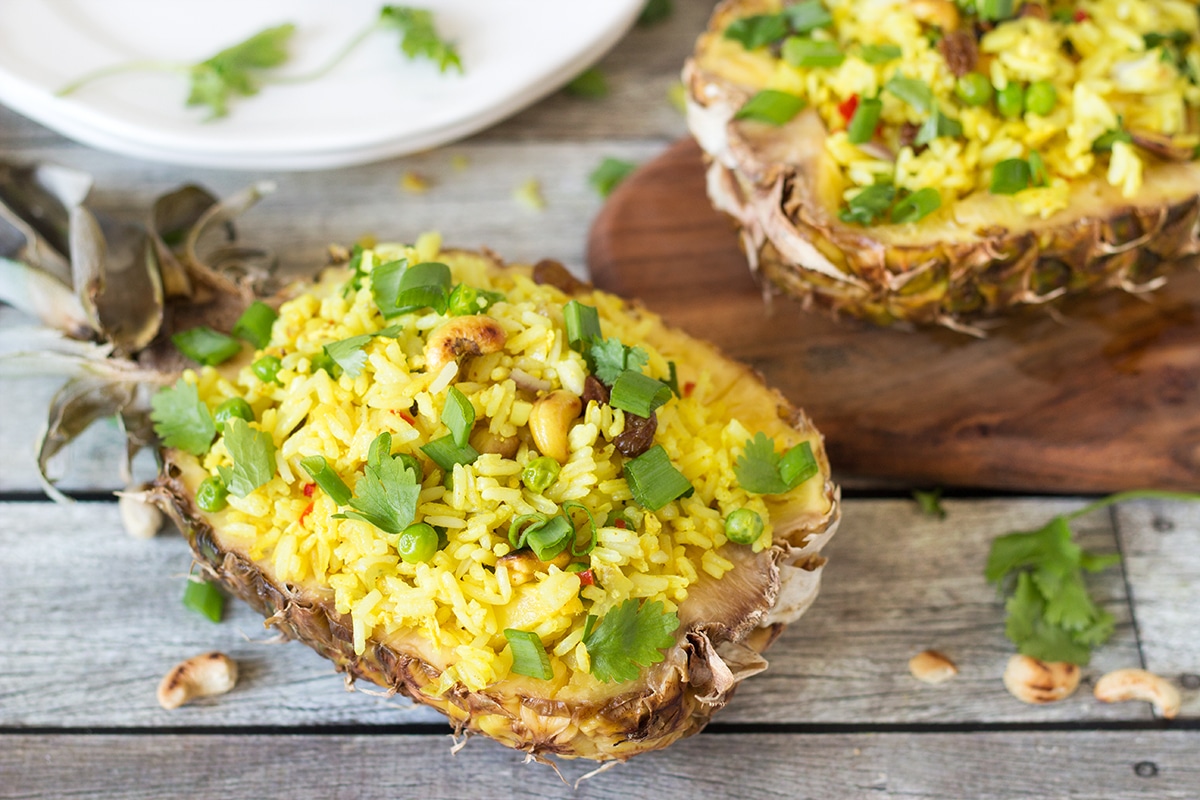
(624, 445, 693, 511)
(442, 386, 475, 448)
(182, 576, 226, 623)
(183, 24, 296, 119)
(232, 301, 279, 350)
(505, 629, 553, 680)
(421, 434, 480, 472)
(171, 326, 242, 366)
(781, 37, 844, 69)
(584, 598, 680, 683)
(914, 109, 963, 146)
(587, 337, 649, 385)
(300, 455, 353, 506)
(323, 334, 374, 379)
(734, 433, 817, 495)
(566, 67, 609, 99)
(838, 184, 895, 226)
(564, 300, 602, 351)
(589, 157, 638, 198)
(217, 418, 276, 498)
(890, 187, 941, 224)
(151, 379, 217, 456)
(734, 90, 807, 125)
(913, 488, 946, 519)
(724, 14, 790, 50)
(638, 0, 673, 26)
(884, 75, 934, 113)
(847, 97, 882, 144)
(860, 44, 902, 64)
(609, 370, 672, 418)
(990, 158, 1032, 195)
(335, 432, 420, 534)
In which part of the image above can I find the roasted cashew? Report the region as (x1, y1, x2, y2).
(424, 315, 507, 373)
(1002, 654, 1080, 704)
(157, 652, 239, 710)
(1094, 668, 1182, 719)
(910, 0, 959, 30)
(528, 390, 582, 463)
(909, 650, 958, 684)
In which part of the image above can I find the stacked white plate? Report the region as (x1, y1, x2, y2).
(0, 0, 645, 170)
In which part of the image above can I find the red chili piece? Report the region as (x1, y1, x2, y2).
(614, 518, 627, 529)
(299, 502, 314, 523)
(837, 94, 859, 123)
(1073, 9, 1088, 21)
(393, 409, 416, 425)
(303, 483, 316, 497)
(576, 569, 595, 587)
(683, 381, 696, 397)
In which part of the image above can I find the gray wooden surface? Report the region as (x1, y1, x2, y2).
(1, 4, 1197, 799)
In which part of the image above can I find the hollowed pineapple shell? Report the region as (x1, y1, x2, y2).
(686, 0, 1200, 332)
(151, 251, 840, 762)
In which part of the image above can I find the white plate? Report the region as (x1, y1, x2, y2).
(0, 0, 643, 170)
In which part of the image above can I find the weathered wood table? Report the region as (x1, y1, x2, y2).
(2, 5, 1197, 798)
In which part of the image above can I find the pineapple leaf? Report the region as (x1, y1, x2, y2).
(584, 599, 679, 683)
(150, 379, 216, 456)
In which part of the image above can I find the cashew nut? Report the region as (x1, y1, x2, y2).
(424, 315, 507, 373)
(909, 650, 958, 684)
(910, 0, 960, 31)
(498, 549, 572, 586)
(117, 483, 165, 539)
(528, 390, 582, 463)
(1094, 668, 1182, 719)
(157, 652, 239, 710)
(1002, 654, 1080, 704)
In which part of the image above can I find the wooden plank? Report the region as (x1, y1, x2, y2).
(4, 731, 1198, 800)
(1114, 501, 1200, 718)
(587, 137, 1200, 494)
(0, 499, 1154, 727)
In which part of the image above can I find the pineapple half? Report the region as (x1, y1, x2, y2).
(149, 241, 840, 762)
(686, 0, 1200, 332)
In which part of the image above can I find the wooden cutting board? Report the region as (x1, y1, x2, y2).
(587, 138, 1200, 493)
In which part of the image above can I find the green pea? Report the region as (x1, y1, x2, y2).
(521, 456, 562, 494)
(196, 475, 229, 513)
(397, 522, 439, 564)
(954, 73, 993, 107)
(252, 355, 283, 384)
(213, 397, 254, 426)
(725, 508, 764, 546)
(1025, 81, 1057, 116)
(996, 83, 1025, 118)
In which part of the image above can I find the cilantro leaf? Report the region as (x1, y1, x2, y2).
(151, 379, 216, 456)
(379, 6, 463, 73)
(324, 334, 374, 379)
(187, 24, 295, 119)
(218, 418, 276, 497)
(589, 157, 637, 198)
(734, 432, 787, 494)
(913, 488, 946, 519)
(587, 337, 649, 385)
(337, 436, 420, 533)
(584, 599, 679, 683)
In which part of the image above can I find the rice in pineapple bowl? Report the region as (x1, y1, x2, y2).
(153, 234, 839, 761)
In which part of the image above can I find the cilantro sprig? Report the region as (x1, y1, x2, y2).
(986, 490, 1200, 665)
(151, 379, 217, 456)
(587, 337, 649, 385)
(584, 599, 679, 683)
(734, 432, 818, 495)
(57, 6, 462, 119)
(335, 432, 420, 534)
(217, 418, 277, 497)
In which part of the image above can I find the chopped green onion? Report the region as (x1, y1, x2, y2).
(446, 284, 504, 317)
(583, 613, 598, 641)
(564, 300, 602, 350)
(251, 355, 283, 384)
(638, 0, 673, 27)
(781, 37, 844, 68)
(1028, 151, 1049, 187)
(442, 386, 475, 448)
(420, 434, 480, 472)
(664, 361, 680, 398)
(914, 109, 963, 146)
(990, 158, 1031, 194)
(524, 515, 574, 561)
(370, 259, 408, 318)
(979, 0, 1015, 22)
(1093, 128, 1132, 152)
(521, 456, 561, 494)
(734, 90, 807, 125)
(396, 522, 439, 564)
(723, 14, 789, 50)
(846, 97, 882, 144)
(784, 0, 833, 33)
(508, 512, 548, 549)
(368, 431, 393, 467)
(213, 397, 254, 426)
(725, 508, 764, 546)
(231, 301, 278, 349)
(565, 67, 608, 99)
(890, 188, 941, 224)
(838, 184, 895, 225)
(393, 261, 452, 316)
(589, 157, 638, 198)
(172, 327, 242, 366)
(308, 351, 339, 378)
(609, 370, 672, 417)
(504, 629, 553, 680)
(624, 445, 693, 511)
(884, 75, 933, 113)
(196, 475, 229, 512)
(396, 453, 423, 481)
(779, 441, 818, 487)
(564, 501, 598, 557)
(300, 455, 353, 506)
(860, 43, 902, 64)
(182, 576, 225, 623)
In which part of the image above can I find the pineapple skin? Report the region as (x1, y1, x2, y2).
(686, 0, 1200, 333)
